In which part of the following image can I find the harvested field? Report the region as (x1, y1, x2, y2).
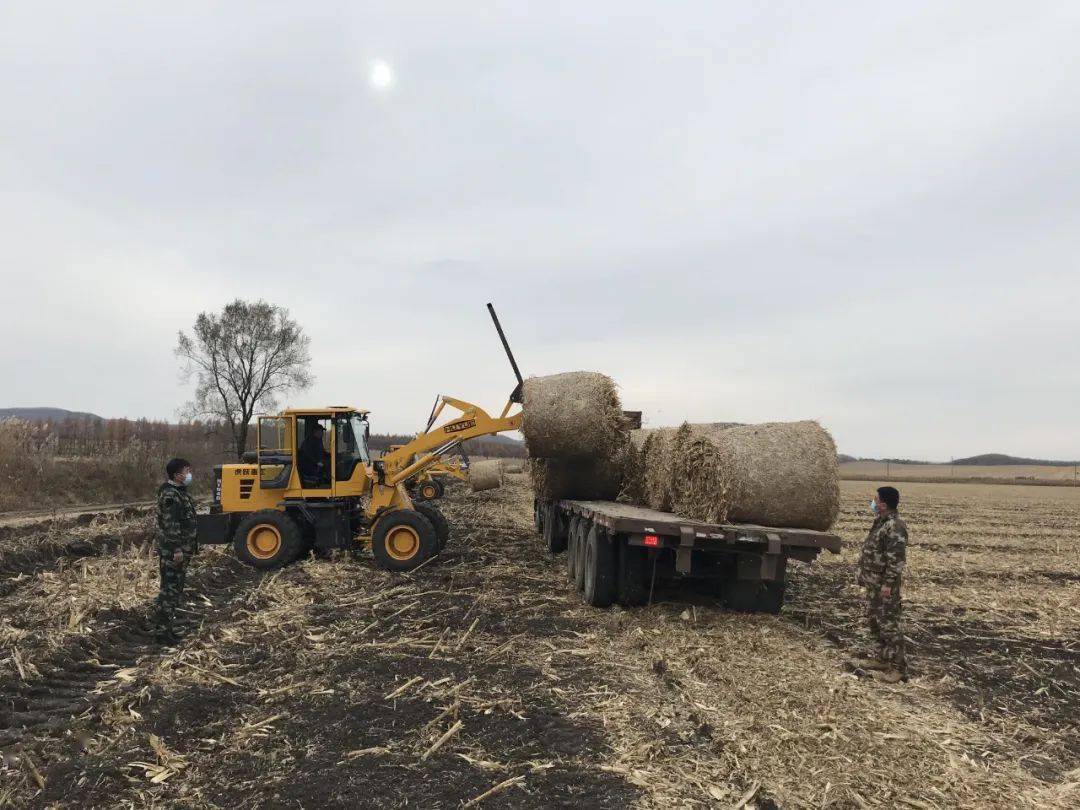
(0, 479, 1076, 807)
(841, 461, 1080, 486)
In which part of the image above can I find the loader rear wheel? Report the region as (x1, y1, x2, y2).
(372, 510, 438, 572)
(414, 501, 450, 551)
(234, 510, 304, 569)
(583, 524, 616, 607)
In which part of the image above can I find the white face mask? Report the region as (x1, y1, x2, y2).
(869, 498, 878, 515)
(183, 472, 193, 486)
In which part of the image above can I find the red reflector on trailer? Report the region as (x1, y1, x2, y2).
(643, 534, 660, 547)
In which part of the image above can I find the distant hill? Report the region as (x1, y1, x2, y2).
(0, 407, 103, 422)
(839, 452, 1079, 467)
(951, 453, 1080, 467)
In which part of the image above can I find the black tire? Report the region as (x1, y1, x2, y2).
(616, 541, 649, 606)
(414, 501, 450, 551)
(583, 523, 616, 607)
(544, 504, 567, 554)
(573, 519, 588, 592)
(417, 479, 441, 501)
(372, 510, 438, 572)
(233, 510, 305, 570)
(566, 516, 581, 582)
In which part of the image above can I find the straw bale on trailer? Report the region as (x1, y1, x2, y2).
(528, 433, 637, 502)
(633, 424, 745, 512)
(521, 372, 624, 459)
(469, 460, 504, 493)
(670, 421, 839, 531)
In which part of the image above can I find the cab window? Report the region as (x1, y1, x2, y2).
(334, 414, 370, 481)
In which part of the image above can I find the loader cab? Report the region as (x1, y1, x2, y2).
(254, 407, 371, 500)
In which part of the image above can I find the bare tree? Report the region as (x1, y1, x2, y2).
(176, 300, 313, 459)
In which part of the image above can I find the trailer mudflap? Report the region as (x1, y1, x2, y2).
(676, 526, 695, 574)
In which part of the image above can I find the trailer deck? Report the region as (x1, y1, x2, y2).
(537, 497, 842, 612)
(558, 499, 843, 553)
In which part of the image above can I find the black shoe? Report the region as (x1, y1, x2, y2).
(154, 628, 182, 645)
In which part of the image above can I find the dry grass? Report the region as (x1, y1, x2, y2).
(1, 479, 1076, 807)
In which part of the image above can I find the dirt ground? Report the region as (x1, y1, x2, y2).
(0, 479, 1077, 808)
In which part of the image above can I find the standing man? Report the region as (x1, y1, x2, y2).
(153, 457, 198, 644)
(854, 485, 908, 683)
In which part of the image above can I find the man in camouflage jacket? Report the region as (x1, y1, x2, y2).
(855, 485, 908, 681)
(153, 457, 198, 642)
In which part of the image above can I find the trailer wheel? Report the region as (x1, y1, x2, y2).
(566, 515, 581, 581)
(233, 510, 305, 570)
(616, 542, 649, 606)
(583, 524, 616, 607)
(413, 502, 450, 551)
(371, 510, 438, 571)
(573, 519, 589, 592)
(543, 504, 567, 554)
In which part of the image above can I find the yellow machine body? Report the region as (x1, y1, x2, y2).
(212, 397, 521, 541)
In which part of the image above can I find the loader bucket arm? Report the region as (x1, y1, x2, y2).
(366, 396, 521, 516)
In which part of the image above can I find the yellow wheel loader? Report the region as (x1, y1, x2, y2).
(393, 449, 468, 501)
(196, 304, 524, 572)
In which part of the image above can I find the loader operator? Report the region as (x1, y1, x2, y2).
(152, 457, 198, 644)
(853, 485, 908, 683)
(298, 422, 330, 486)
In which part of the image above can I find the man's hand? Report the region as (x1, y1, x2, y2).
(880, 585, 892, 599)
(173, 550, 184, 564)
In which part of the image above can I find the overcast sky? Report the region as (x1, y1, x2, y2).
(1, 2, 1078, 460)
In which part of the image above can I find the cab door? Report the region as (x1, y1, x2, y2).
(257, 416, 294, 490)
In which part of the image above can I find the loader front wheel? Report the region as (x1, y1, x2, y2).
(234, 510, 304, 569)
(414, 501, 450, 551)
(372, 510, 438, 571)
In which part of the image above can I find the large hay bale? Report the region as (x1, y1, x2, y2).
(528, 456, 624, 501)
(634, 424, 743, 511)
(469, 460, 503, 493)
(522, 372, 624, 459)
(501, 458, 525, 474)
(669, 421, 839, 530)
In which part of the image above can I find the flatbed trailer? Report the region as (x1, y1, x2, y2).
(535, 499, 843, 613)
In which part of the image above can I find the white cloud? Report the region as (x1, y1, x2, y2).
(1, 1, 1078, 459)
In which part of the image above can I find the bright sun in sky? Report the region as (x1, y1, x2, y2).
(369, 59, 395, 90)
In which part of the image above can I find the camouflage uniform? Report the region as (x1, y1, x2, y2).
(154, 481, 198, 634)
(857, 510, 908, 673)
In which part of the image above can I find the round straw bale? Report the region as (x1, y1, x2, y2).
(501, 458, 525, 474)
(469, 460, 503, 493)
(636, 424, 738, 511)
(528, 457, 623, 501)
(521, 372, 623, 459)
(670, 421, 839, 530)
